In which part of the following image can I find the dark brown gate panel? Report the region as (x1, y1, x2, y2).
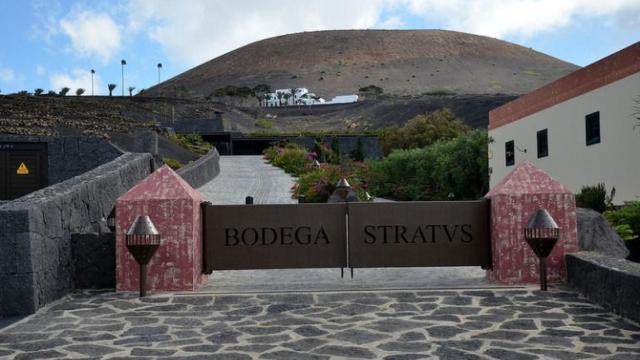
(0, 143, 47, 200)
(203, 203, 347, 272)
(348, 200, 490, 268)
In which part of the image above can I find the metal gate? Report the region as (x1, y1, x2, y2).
(202, 200, 490, 273)
(0, 143, 48, 200)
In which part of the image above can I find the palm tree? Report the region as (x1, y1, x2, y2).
(276, 92, 284, 107)
(290, 88, 298, 106)
(34, 88, 44, 96)
(265, 94, 272, 107)
(283, 93, 291, 106)
(120, 59, 126, 96)
(90, 69, 95, 95)
(59, 87, 70, 96)
(76, 88, 85, 96)
(108, 83, 117, 96)
(300, 93, 309, 106)
(157, 63, 162, 83)
(128, 86, 136, 96)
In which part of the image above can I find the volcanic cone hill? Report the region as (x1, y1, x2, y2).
(144, 29, 578, 99)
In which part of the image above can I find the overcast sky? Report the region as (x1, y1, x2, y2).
(0, 0, 638, 95)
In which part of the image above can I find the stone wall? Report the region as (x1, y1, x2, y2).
(176, 148, 221, 189)
(0, 135, 124, 186)
(0, 152, 153, 316)
(567, 252, 640, 323)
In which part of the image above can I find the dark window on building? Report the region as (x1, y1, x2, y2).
(585, 111, 600, 146)
(537, 129, 548, 158)
(505, 140, 514, 166)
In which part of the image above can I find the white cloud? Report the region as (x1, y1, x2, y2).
(127, 0, 392, 65)
(0, 67, 16, 83)
(60, 10, 122, 62)
(49, 69, 101, 95)
(122, 0, 638, 67)
(402, 0, 640, 39)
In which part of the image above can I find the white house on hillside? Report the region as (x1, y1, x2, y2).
(488, 42, 640, 204)
(263, 88, 325, 107)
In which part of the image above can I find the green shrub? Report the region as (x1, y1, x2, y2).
(605, 201, 640, 241)
(377, 109, 469, 155)
(575, 183, 615, 213)
(329, 138, 341, 164)
(350, 138, 364, 161)
(358, 85, 383, 95)
(163, 157, 183, 170)
(263, 144, 308, 176)
(255, 118, 274, 129)
(168, 133, 212, 155)
(367, 130, 488, 201)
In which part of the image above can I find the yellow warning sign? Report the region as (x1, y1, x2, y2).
(17, 162, 29, 175)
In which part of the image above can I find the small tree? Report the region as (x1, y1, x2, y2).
(283, 93, 291, 106)
(253, 83, 271, 94)
(75, 88, 85, 96)
(46, 90, 57, 96)
(108, 83, 117, 96)
(276, 92, 284, 107)
(290, 88, 298, 105)
(350, 138, 365, 161)
(128, 86, 136, 96)
(377, 109, 469, 155)
(34, 88, 44, 96)
(59, 87, 70, 96)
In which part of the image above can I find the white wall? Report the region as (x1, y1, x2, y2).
(489, 72, 640, 203)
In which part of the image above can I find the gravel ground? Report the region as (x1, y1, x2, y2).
(0, 287, 638, 359)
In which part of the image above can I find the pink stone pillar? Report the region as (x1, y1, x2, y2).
(485, 161, 577, 284)
(116, 165, 207, 292)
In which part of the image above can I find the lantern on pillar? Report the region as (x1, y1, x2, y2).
(524, 209, 560, 291)
(328, 178, 359, 203)
(125, 216, 161, 297)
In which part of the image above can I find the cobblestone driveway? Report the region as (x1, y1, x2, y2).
(198, 156, 297, 205)
(1, 288, 639, 359)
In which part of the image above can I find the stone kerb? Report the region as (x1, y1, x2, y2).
(116, 165, 207, 292)
(485, 161, 578, 284)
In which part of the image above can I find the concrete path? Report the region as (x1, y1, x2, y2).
(198, 155, 297, 205)
(204, 267, 491, 293)
(1, 287, 638, 359)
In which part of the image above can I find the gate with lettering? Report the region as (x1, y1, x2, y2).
(202, 200, 490, 273)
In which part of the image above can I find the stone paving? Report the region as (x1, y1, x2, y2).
(1, 287, 639, 359)
(198, 156, 297, 205)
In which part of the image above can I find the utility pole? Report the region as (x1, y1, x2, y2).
(90, 69, 95, 96)
(157, 63, 162, 84)
(121, 59, 126, 96)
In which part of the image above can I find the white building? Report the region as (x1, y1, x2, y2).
(325, 94, 359, 104)
(263, 88, 325, 107)
(488, 42, 640, 204)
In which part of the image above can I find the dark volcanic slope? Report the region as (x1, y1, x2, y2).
(145, 29, 578, 98)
